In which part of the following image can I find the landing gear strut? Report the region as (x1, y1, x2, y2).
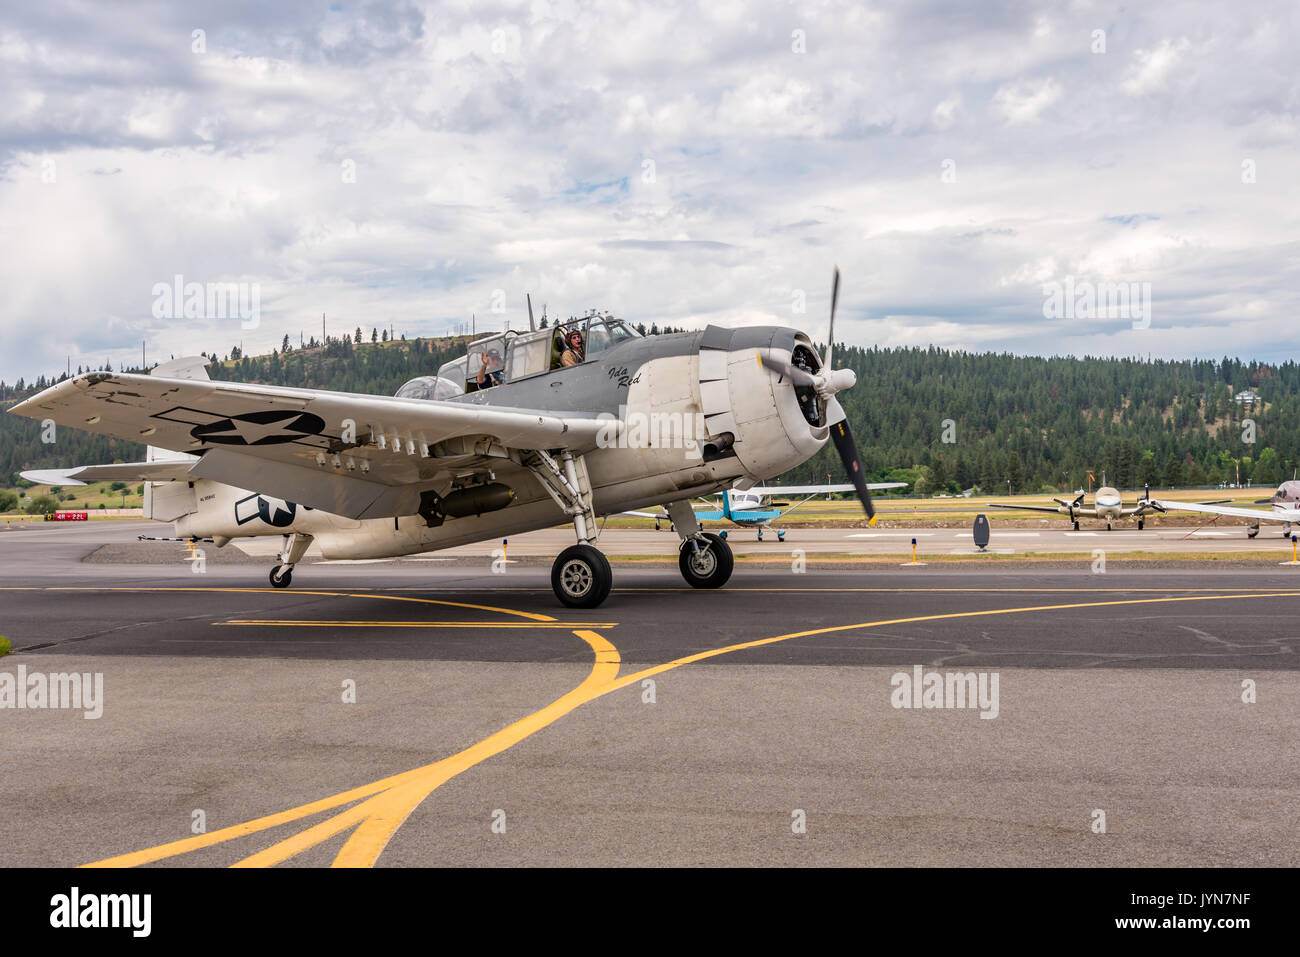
(523, 449, 615, 608)
(269, 533, 312, 589)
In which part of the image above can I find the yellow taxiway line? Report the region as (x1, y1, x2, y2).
(78, 589, 1300, 869)
(0, 585, 558, 621)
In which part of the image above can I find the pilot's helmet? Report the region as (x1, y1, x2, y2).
(567, 330, 583, 344)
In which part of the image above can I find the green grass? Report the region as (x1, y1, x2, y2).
(2, 479, 143, 514)
(0, 635, 10, 658)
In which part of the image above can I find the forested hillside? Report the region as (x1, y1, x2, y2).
(3, 329, 1294, 496)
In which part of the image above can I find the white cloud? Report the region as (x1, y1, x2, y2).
(1122, 37, 1191, 96)
(0, 0, 1298, 384)
(991, 77, 1062, 125)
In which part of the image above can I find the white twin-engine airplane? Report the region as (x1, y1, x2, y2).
(13, 271, 877, 608)
(986, 474, 1165, 530)
(1151, 480, 1300, 539)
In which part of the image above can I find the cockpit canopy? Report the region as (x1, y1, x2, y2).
(394, 375, 465, 401)
(438, 313, 642, 392)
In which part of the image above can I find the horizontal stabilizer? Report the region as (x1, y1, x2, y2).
(21, 458, 199, 487)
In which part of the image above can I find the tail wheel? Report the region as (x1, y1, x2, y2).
(269, 566, 293, 589)
(679, 532, 734, 589)
(551, 544, 613, 608)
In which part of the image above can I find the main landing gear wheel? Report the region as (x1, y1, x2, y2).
(757, 529, 764, 541)
(1073, 520, 1080, 531)
(269, 565, 293, 589)
(1106, 522, 1112, 531)
(1248, 526, 1259, 539)
(551, 544, 613, 609)
(1138, 519, 1144, 530)
(679, 532, 734, 589)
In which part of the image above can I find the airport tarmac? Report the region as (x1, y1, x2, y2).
(0, 521, 1297, 867)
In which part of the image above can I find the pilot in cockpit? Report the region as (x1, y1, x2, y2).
(476, 347, 505, 388)
(560, 330, 585, 367)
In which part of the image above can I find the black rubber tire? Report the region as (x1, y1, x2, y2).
(1138, 520, 1144, 530)
(269, 566, 293, 588)
(551, 544, 613, 608)
(679, 532, 734, 589)
(1073, 521, 1079, 530)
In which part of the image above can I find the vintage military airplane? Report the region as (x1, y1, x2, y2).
(986, 475, 1164, 530)
(627, 481, 907, 540)
(1150, 480, 1300, 538)
(12, 271, 877, 608)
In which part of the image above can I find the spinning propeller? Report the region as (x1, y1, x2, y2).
(758, 266, 877, 525)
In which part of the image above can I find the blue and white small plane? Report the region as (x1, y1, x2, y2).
(627, 482, 907, 540)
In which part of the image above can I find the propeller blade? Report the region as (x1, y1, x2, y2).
(824, 266, 840, 371)
(757, 351, 817, 388)
(828, 411, 875, 525)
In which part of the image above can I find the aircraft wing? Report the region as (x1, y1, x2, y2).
(756, 482, 907, 495)
(10, 372, 615, 520)
(20, 459, 199, 486)
(984, 503, 1067, 515)
(1149, 500, 1300, 523)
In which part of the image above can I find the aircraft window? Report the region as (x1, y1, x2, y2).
(466, 338, 509, 391)
(585, 322, 612, 356)
(554, 325, 587, 368)
(506, 335, 550, 381)
(607, 321, 638, 342)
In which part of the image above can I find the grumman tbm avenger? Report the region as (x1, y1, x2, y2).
(12, 271, 877, 608)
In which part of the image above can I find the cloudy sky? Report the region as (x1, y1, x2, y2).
(1, 0, 1297, 383)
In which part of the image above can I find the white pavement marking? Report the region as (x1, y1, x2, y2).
(848, 532, 936, 538)
(954, 532, 1040, 538)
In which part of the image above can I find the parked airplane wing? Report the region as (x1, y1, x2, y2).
(11, 372, 615, 520)
(1149, 499, 1300, 523)
(756, 482, 908, 495)
(984, 503, 1068, 515)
